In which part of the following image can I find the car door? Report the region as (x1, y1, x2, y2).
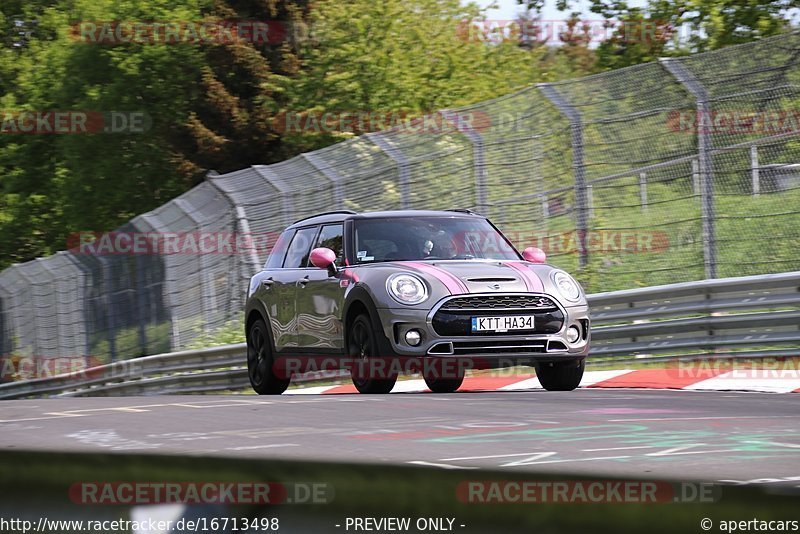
(269, 226, 319, 350)
(295, 223, 346, 351)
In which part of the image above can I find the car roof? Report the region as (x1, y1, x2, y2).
(287, 209, 481, 229)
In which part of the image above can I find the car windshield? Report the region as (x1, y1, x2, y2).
(352, 216, 520, 263)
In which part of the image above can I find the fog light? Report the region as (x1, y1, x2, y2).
(566, 325, 581, 344)
(405, 329, 422, 346)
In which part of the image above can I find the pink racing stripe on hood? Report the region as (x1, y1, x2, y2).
(404, 262, 467, 295)
(503, 261, 544, 292)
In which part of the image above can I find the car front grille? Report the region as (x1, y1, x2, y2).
(432, 294, 564, 337)
(440, 295, 558, 312)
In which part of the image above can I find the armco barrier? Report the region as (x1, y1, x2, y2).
(0, 271, 797, 399)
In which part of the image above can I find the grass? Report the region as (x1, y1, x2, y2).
(502, 184, 800, 292)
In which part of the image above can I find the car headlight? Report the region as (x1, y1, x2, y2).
(551, 270, 582, 302)
(386, 273, 428, 305)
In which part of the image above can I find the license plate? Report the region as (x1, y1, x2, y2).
(471, 315, 535, 333)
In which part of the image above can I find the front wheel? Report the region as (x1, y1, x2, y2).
(423, 360, 464, 393)
(536, 358, 585, 391)
(349, 314, 397, 394)
(247, 319, 290, 395)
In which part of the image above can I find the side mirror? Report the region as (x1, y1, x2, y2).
(310, 247, 337, 275)
(522, 246, 547, 264)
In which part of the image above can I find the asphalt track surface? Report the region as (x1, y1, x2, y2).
(1, 389, 800, 488)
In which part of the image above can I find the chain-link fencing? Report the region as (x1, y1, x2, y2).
(1, 31, 799, 365)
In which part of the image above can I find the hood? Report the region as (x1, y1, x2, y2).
(400, 259, 544, 295)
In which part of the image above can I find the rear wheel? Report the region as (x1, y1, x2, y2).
(247, 319, 290, 395)
(536, 358, 585, 391)
(349, 314, 397, 394)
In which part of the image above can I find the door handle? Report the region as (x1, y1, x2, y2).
(297, 275, 310, 288)
(261, 278, 274, 289)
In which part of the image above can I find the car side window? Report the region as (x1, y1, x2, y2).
(308, 224, 344, 266)
(283, 226, 319, 268)
(265, 229, 295, 269)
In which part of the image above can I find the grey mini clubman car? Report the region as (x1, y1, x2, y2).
(245, 210, 590, 394)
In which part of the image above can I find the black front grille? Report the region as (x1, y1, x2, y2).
(440, 295, 558, 311)
(432, 294, 564, 337)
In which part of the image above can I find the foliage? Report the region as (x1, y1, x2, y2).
(0, 0, 597, 270)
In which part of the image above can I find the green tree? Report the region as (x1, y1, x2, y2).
(519, 0, 796, 59)
(280, 0, 590, 151)
(0, 0, 307, 268)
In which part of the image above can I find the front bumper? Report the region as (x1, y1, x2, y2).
(376, 293, 590, 364)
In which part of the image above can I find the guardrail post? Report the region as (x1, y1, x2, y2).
(750, 145, 760, 196)
(538, 84, 589, 269)
(367, 132, 411, 209)
(661, 58, 717, 279)
(440, 109, 488, 215)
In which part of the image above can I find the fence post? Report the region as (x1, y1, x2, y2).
(367, 132, 411, 209)
(661, 58, 717, 279)
(205, 170, 261, 320)
(538, 84, 589, 269)
(132, 252, 148, 354)
(440, 109, 488, 215)
(586, 184, 594, 220)
(0, 273, 14, 357)
(541, 194, 549, 230)
(252, 166, 295, 228)
(140, 213, 180, 351)
(13, 266, 44, 359)
(174, 198, 215, 334)
(532, 136, 547, 228)
(750, 145, 760, 196)
(639, 172, 648, 211)
(63, 253, 95, 361)
(303, 153, 344, 208)
(99, 257, 117, 362)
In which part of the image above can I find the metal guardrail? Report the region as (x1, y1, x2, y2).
(587, 270, 800, 363)
(0, 343, 348, 400)
(0, 271, 797, 399)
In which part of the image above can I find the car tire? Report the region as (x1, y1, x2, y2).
(348, 314, 397, 394)
(423, 360, 464, 393)
(247, 318, 290, 395)
(535, 358, 585, 391)
(423, 374, 464, 393)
